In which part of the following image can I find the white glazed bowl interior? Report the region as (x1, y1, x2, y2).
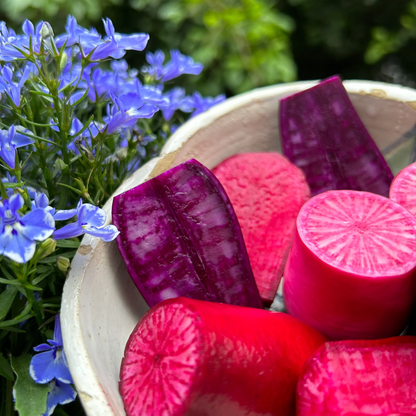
(61, 80, 416, 415)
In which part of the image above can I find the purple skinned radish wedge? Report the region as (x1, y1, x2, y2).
(279, 75, 394, 197)
(112, 158, 263, 309)
(212, 152, 310, 305)
(120, 297, 327, 416)
(297, 337, 416, 416)
(390, 161, 416, 217)
(283, 189, 416, 340)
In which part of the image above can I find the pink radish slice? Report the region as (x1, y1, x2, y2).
(297, 337, 416, 416)
(212, 152, 310, 304)
(390, 161, 416, 217)
(283, 190, 416, 340)
(120, 297, 327, 416)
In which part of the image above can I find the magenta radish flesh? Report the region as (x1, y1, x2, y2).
(390, 161, 416, 217)
(212, 152, 310, 304)
(112, 159, 263, 309)
(283, 189, 416, 340)
(120, 297, 327, 416)
(297, 337, 416, 416)
(279, 75, 393, 197)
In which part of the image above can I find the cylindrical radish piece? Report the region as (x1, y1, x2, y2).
(120, 297, 327, 416)
(283, 190, 416, 340)
(297, 337, 416, 416)
(213, 153, 310, 305)
(390, 161, 416, 217)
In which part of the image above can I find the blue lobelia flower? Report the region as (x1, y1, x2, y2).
(43, 379, 77, 416)
(190, 92, 226, 117)
(144, 50, 203, 82)
(30, 314, 73, 384)
(0, 194, 55, 263)
(0, 125, 34, 169)
(53, 199, 119, 242)
(159, 87, 194, 121)
(104, 92, 159, 134)
(0, 64, 32, 107)
(31, 192, 56, 216)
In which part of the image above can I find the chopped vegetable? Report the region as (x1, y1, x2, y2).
(390, 161, 416, 216)
(120, 297, 327, 416)
(112, 159, 263, 308)
(297, 337, 416, 415)
(213, 152, 310, 304)
(283, 190, 416, 340)
(279, 75, 393, 197)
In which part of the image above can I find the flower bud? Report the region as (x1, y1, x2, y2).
(36, 238, 57, 260)
(57, 257, 71, 273)
(60, 52, 68, 69)
(115, 147, 128, 161)
(40, 22, 54, 39)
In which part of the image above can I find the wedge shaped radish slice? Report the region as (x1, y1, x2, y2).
(112, 159, 263, 309)
(283, 190, 416, 340)
(390, 161, 416, 217)
(120, 297, 327, 416)
(297, 337, 416, 416)
(212, 152, 310, 305)
(279, 75, 393, 197)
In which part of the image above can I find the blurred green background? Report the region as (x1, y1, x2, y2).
(2, 0, 416, 97)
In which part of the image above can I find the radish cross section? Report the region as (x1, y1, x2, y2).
(283, 190, 416, 340)
(120, 297, 327, 416)
(390, 161, 416, 217)
(297, 337, 416, 416)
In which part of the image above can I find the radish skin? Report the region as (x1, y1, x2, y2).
(283, 190, 416, 340)
(390, 161, 416, 217)
(212, 152, 310, 305)
(112, 159, 262, 309)
(120, 297, 327, 416)
(297, 337, 416, 416)
(279, 75, 393, 197)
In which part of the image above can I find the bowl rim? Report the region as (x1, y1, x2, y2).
(61, 79, 416, 416)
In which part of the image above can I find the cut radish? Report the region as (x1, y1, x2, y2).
(297, 337, 416, 416)
(390, 161, 416, 217)
(120, 297, 327, 416)
(279, 75, 393, 197)
(212, 152, 310, 304)
(283, 190, 416, 340)
(112, 159, 263, 309)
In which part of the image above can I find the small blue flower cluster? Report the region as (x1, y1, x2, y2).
(30, 315, 76, 416)
(0, 16, 225, 265)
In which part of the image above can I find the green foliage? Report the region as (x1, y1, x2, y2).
(0, 0, 121, 27)
(365, 0, 416, 64)
(11, 355, 49, 416)
(130, 0, 296, 95)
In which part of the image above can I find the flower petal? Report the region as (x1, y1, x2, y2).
(53, 222, 83, 240)
(33, 343, 53, 352)
(53, 315, 63, 345)
(29, 350, 56, 384)
(83, 224, 120, 242)
(79, 203, 106, 227)
(53, 208, 77, 221)
(0, 226, 35, 263)
(9, 193, 24, 213)
(19, 209, 55, 241)
(43, 380, 77, 416)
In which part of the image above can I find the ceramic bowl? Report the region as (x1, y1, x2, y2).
(61, 80, 416, 415)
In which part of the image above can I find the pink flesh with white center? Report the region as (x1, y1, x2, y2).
(390, 161, 416, 217)
(283, 190, 416, 340)
(297, 337, 416, 416)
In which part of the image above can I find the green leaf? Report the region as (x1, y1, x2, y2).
(0, 354, 14, 380)
(55, 239, 80, 249)
(0, 285, 18, 320)
(0, 302, 32, 329)
(38, 250, 77, 264)
(32, 269, 54, 286)
(11, 354, 49, 416)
